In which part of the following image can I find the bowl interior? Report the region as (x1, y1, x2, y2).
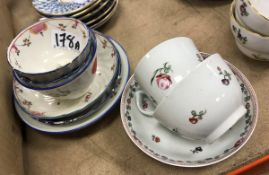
(249, 0, 269, 19)
(8, 18, 89, 74)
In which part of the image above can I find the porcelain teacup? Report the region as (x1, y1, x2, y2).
(136, 54, 246, 143)
(134, 37, 202, 106)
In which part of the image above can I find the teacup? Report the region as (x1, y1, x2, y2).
(134, 37, 202, 106)
(7, 18, 96, 83)
(235, 0, 269, 36)
(136, 54, 246, 143)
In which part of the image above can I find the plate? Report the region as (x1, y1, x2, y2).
(14, 36, 130, 133)
(86, 0, 118, 28)
(120, 58, 258, 167)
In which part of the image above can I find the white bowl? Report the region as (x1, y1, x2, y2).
(235, 0, 269, 36)
(230, 1, 269, 54)
(7, 18, 96, 83)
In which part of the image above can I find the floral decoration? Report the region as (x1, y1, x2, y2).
(151, 62, 173, 90)
(191, 147, 203, 154)
(232, 25, 248, 44)
(240, 0, 249, 16)
(217, 66, 232, 85)
(152, 135, 161, 143)
(29, 22, 47, 36)
(189, 110, 207, 124)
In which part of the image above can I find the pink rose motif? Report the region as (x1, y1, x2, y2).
(156, 74, 172, 90)
(30, 22, 47, 36)
(151, 62, 173, 90)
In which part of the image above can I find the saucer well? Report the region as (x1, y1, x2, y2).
(120, 61, 258, 167)
(14, 37, 130, 133)
(14, 31, 118, 119)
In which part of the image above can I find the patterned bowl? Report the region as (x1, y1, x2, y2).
(230, 2, 269, 54)
(7, 18, 96, 83)
(235, 0, 269, 36)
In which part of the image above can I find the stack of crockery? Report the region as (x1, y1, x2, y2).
(120, 37, 258, 167)
(8, 18, 130, 133)
(32, 0, 118, 29)
(230, 0, 269, 61)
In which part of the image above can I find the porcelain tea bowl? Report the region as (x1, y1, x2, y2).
(134, 37, 203, 106)
(7, 18, 96, 83)
(136, 54, 246, 143)
(14, 52, 97, 100)
(230, 2, 269, 54)
(235, 0, 269, 36)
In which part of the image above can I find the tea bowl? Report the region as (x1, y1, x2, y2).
(14, 52, 98, 100)
(7, 18, 96, 83)
(235, 0, 269, 36)
(136, 53, 246, 143)
(230, 2, 269, 54)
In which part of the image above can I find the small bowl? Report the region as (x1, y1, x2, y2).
(236, 40, 269, 61)
(7, 18, 96, 83)
(235, 0, 269, 36)
(14, 50, 98, 100)
(230, 1, 269, 54)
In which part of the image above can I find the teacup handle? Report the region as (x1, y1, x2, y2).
(135, 90, 155, 116)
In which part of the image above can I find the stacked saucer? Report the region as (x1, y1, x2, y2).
(230, 0, 269, 61)
(8, 18, 129, 133)
(32, 0, 119, 29)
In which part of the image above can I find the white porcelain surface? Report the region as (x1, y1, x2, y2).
(236, 40, 269, 61)
(231, 2, 269, 54)
(235, 0, 269, 36)
(8, 18, 90, 74)
(14, 37, 130, 133)
(134, 37, 202, 106)
(14, 32, 118, 118)
(121, 62, 258, 167)
(137, 54, 246, 143)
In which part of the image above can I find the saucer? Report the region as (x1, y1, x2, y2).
(14, 37, 130, 133)
(14, 32, 118, 119)
(32, 0, 96, 16)
(86, 0, 118, 28)
(79, 0, 113, 21)
(120, 60, 258, 167)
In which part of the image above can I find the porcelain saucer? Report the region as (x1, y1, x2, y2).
(14, 37, 129, 133)
(32, 0, 96, 16)
(120, 60, 258, 167)
(14, 32, 119, 119)
(86, 0, 118, 28)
